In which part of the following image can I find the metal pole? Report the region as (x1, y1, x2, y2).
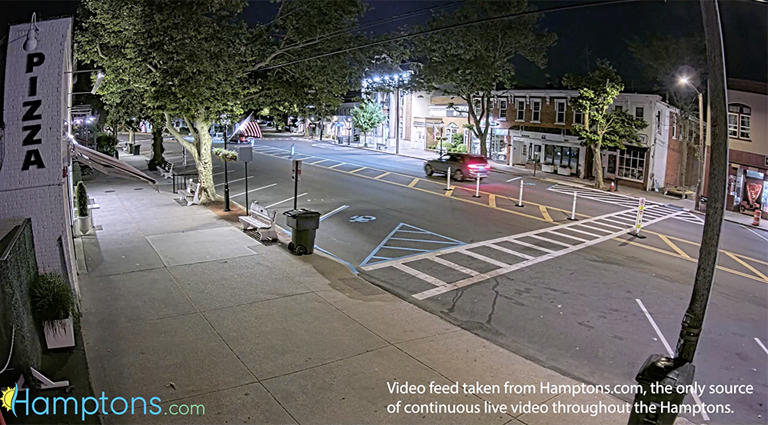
(224, 123, 231, 211)
(695, 91, 705, 212)
(183, 147, 187, 166)
(395, 86, 400, 155)
(444, 167, 451, 191)
(473, 176, 480, 198)
(245, 161, 249, 215)
(293, 164, 299, 210)
(517, 179, 524, 207)
(569, 192, 577, 220)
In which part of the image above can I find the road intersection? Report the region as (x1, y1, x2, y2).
(136, 133, 767, 424)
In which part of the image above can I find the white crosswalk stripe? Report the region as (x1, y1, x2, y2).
(362, 205, 686, 299)
(547, 184, 704, 225)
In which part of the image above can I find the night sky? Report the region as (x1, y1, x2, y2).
(1, 0, 766, 90)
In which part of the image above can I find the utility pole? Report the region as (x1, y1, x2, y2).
(628, 1, 728, 423)
(676, 0, 728, 368)
(694, 89, 705, 211)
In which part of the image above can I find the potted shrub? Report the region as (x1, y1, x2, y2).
(75, 181, 92, 235)
(30, 273, 77, 349)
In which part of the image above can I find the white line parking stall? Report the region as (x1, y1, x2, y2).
(361, 205, 685, 300)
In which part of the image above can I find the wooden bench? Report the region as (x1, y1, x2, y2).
(239, 202, 278, 241)
(159, 162, 174, 179)
(664, 186, 694, 199)
(178, 179, 200, 206)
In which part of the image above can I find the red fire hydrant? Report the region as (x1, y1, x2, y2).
(753, 209, 761, 226)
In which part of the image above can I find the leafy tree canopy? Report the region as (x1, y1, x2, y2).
(410, 0, 556, 156)
(563, 60, 646, 188)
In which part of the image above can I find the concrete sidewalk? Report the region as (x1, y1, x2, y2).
(73, 168, 701, 425)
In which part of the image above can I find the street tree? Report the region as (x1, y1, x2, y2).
(351, 100, 386, 147)
(412, 0, 555, 157)
(78, 0, 366, 203)
(563, 60, 647, 190)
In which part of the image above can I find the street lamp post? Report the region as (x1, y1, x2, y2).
(223, 121, 231, 212)
(679, 76, 706, 212)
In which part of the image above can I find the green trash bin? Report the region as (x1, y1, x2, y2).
(283, 209, 320, 255)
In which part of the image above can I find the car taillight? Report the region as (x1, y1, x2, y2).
(468, 163, 488, 169)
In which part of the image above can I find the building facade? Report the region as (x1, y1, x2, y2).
(705, 79, 768, 218)
(402, 89, 694, 191)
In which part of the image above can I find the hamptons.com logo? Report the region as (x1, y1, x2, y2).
(2, 385, 205, 420)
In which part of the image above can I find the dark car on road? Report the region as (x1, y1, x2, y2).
(424, 153, 490, 181)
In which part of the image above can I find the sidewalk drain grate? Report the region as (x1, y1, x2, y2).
(104, 190, 115, 193)
(133, 187, 144, 191)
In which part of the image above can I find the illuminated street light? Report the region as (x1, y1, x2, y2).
(677, 74, 706, 211)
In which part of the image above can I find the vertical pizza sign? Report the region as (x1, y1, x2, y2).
(0, 17, 71, 192)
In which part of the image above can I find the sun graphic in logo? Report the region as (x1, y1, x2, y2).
(1, 386, 15, 412)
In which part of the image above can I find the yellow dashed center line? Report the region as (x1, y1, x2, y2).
(349, 167, 367, 173)
(489, 194, 496, 208)
(374, 171, 391, 179)
(327, 162, 346, 169)
(658, 234, 691, 259)
(408, 178, 420, 187)
(444, 189, 454, 197)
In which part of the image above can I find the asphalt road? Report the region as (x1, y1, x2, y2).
(133, 132, 768, 424)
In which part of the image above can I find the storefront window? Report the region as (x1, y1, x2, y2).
(617, 148, 645, 181)
(544, 145, 554, 165)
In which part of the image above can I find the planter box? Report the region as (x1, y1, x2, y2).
(541, 164, 555, 173)
(43, 318, 75, 349)
(75, 215, 93, 236)
(557, 166, 572, 175)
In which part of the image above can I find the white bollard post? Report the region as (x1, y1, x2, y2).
(473, 175, 480, 198)
(444, 167, 451, 191)
(632, 197, 647, 238)
(517, 179, 524, 207)
(569, 191, 578, 220)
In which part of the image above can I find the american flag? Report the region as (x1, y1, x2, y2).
(241, 121, 262, 138)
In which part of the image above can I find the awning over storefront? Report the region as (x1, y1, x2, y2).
(71, 141, 157, 185)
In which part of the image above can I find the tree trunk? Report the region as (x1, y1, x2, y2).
(478, 131, 488, 157)
(194, 119, 216, 203)
(363, 131, 367, 147)
(592, 145, 606, 189)
(148, 125, 165, 171)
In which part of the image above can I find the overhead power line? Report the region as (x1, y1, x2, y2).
(258, 0, 639, 72)
(276, 1, 461, 53)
